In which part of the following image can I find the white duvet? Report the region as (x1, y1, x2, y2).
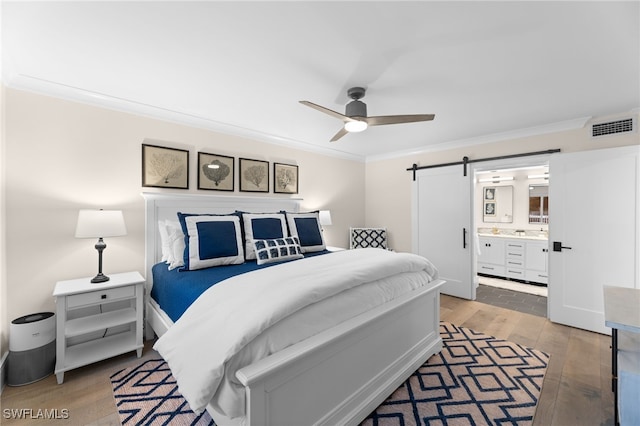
(153, 248, 438, 418)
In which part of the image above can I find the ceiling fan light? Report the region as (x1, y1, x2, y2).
(344, 120, 368, 133)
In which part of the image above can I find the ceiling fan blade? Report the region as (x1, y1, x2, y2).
(366, 114, 435, 126)
(330, 127, 349, 142)
(299, 101, 347, 121)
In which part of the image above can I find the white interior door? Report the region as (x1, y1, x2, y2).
(412, 165, 474, 299)
(549, 145, 639, 334)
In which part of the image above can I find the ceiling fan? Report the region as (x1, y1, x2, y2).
(300, 87, 435, 142)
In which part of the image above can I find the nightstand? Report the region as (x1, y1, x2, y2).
(53, 271, 144, 384)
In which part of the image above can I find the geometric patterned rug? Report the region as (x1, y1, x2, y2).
(111, 322, 549, 426)
(110, 359, 215, 425)
(361, 322, 550, 425)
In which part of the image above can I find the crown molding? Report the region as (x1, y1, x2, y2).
(5, 74, 366, 163)
(365, 116, 592, 163)
(8, 74, 630, 165)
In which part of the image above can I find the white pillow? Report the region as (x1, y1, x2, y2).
(158, 220, 172, 262)
(164, 221, 185, 270)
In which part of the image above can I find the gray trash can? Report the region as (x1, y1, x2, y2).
(7, 312, 56, 386)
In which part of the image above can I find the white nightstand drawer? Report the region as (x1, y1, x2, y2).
(67, 285, 135, 309)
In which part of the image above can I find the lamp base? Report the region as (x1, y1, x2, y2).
(90, 273, 110, 284)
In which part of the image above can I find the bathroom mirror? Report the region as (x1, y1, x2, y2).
(483, 186, 513, 223)
(529, 185, 549, 224)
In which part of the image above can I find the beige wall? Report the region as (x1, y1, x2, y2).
(365, 114, 640, 252)
(1, 88, 365, 350)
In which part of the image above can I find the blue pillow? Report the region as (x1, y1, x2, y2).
(177, 213, 244, 270)
(285, 212, 326, 253)
(241, 213, 288, 260)
(254, 237, 303, 265)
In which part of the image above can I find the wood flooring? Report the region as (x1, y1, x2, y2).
(1, 295, 615, 425)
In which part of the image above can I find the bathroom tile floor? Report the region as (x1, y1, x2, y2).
(476, 281, 548, 318)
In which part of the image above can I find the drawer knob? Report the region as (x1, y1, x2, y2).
(101, 294, 107, 300)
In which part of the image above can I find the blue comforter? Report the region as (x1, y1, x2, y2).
(151, 250, 329, 322)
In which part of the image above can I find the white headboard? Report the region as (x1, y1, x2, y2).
(142, 192, 302, 288)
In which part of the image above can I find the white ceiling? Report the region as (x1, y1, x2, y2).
(3, 1, 639, 161)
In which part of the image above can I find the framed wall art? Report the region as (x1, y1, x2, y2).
(274, 163, 298, 194)
(198, 152, 234, 191)
(142, 144, 189, 189)
(239, 158, 269, 192)
(484, 201, 496, 217)
(484, 187, 496, 200)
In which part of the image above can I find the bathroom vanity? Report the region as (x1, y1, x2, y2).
(477, 234, 549, 285)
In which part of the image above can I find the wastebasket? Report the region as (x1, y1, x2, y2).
(7, 312, 56, 386)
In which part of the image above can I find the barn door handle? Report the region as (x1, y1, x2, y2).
(463, 228, 467, 249)
(553, 241, 572, 252)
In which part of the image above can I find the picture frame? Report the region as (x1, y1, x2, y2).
(239, 158, 269, 192)
(484, 187, 496, 201)
(198, 152, 234, 191)
(274, 163, 299, 194)
(484, 202, 496, 216)
(142, 144, 189, 189)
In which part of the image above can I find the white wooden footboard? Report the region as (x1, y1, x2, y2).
(232, 279, 444, 426)
(147, 279, 444, 426)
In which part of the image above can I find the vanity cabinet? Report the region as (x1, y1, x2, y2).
(525, 241, 549, 284)
(477, 236, 548, 284)
(478, 236, 506, 276)
(505, 241, 526, 280)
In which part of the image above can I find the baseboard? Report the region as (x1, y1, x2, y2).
(0, 350, 8, 394)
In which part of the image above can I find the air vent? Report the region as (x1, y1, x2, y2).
(591, 118, 634, 137)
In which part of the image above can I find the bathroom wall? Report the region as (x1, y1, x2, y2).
(475, 166, 549, 233)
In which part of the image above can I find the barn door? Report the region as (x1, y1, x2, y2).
(412, 165, 474, 299)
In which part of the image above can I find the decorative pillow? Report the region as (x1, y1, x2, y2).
(168, 238, 185, 270)
(158, 220, 172, 262)
(285, 212, 326, 253)
(177, 213, 244, 270)
(254, 237, 303, 265)
(241, 213, 289, 260)
(165, 221, 186, 270)
(157, 220, 186, 270)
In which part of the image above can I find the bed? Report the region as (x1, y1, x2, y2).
(143, 192, 445, 426)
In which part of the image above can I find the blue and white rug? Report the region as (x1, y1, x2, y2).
(110, 359, 214, 425)
(111, 322, 549, 425)
(363, 322, 550, 425)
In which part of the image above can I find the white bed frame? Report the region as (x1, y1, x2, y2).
(143, 192, 445, 426)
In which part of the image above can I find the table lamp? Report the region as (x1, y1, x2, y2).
(319, 210, 332, 227)
(75, 209, 127, 283)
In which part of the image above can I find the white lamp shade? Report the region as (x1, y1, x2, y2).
(75, 210, 127, 238)
(319, 210, 332, 226)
